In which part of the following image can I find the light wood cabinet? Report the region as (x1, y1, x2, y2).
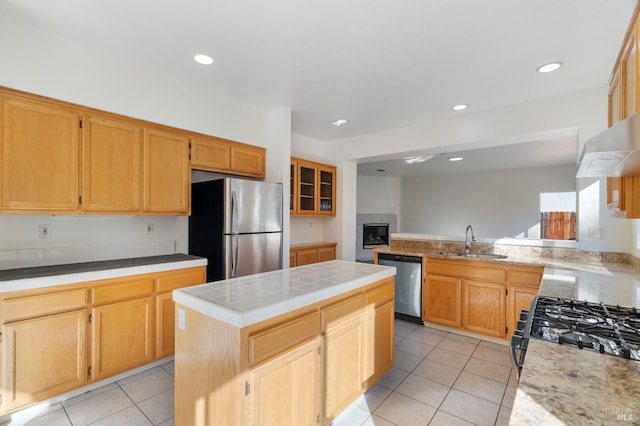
(290, 242, 337, 267)
(321, 294, 364, 422)
(1, 96, 79, 211)
(143, 128, 190, 214)
(363, 279, 394, 386)
(81, 115, 142, 212)
(462, 280, 506, 338)
(424, 258, 543, 339)
(423, 275, 462, 327)
(155, 268, 207, 358)
(0, 85, 268, 215)
(248, 337, 321, 425)
(0, 265, 206, 414)
(290, 157, 336, 216)
(191, 136, 266, 178)
(1, 310, 87, 412)
(90, 293, 154, 381)
(174, 276, 394, 426)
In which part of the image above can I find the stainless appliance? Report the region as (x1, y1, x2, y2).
(510, 296, 640, 379)
(189, 178, 283, 281)
(377, 253, 422, 323)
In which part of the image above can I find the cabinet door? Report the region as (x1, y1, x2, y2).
(317, 246, 336, 263)
(297, 161, 317, 215)
(462, 280, 506, 338)
(296, 248, 317, 266)
(609, 68, 623, 127)
(423, 275, 461, 327)
(317, 165, 336, 216)
(230, 144, 265, 178)
(323, 315, 363, 422)
(248, 338, 320, 426)
(155, 268, 206, 359)
(1, 97, 79, 210)
(506, 285, 538, 337)
(289, 251, 296, 268)
(190, 137, 231, 172)
(91, 297, 154, 381)
(364, 281, 394, 386)
(290, 162, 297, 214)
(2, 310, 87, 412)
(622, 23, 638, 120)
(143, 129, 190, 214)
(82, 115, 142, 212)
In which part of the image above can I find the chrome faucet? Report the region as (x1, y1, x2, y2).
(465, 225, 476, 253)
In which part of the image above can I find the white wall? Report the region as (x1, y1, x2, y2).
(401, 165, 575, 238)
(0, 16, 291, 261)
(357, 175, 402, 222)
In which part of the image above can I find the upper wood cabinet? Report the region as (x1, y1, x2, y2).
(143, 129, 191, 214)
(1, 96, 79, 211)
(82, 115, 142, 212)
(191, 135, 266, 178)
(0, 86, 268, 215)
(290, 157, 336, 216)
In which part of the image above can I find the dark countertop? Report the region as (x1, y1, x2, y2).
(0, 254, 204, 282)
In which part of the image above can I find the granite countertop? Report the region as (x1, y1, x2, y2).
(377, 246, 640, 424)
(0, 254, 208, 292)
(172, 260, 395, 328)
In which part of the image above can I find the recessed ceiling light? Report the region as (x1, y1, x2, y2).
(536, 62, 563, 73)
(194, 54, 213, 65)
(333, 119, 348, 126)
(405, 155, 434, 164)
(452, 104, 467, 111)
(448, 157, 463, 162)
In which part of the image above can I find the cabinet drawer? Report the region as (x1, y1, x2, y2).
(249, 311, 319, 366)
(365, 279, 394, 307)
(426, 262, 505, 283)
(321, 293, 363, 332)
(91, 278, 154, 305)
(2, 289, 87, 322)
(155, 268, 206, 293)
(507, 270, 542, 287)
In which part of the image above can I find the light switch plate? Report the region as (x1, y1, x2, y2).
(177, 308, 186, 330)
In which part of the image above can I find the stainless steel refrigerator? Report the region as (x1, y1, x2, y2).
(189, 178, 283, 281)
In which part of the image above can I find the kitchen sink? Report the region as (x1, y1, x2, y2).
(438, 252, 508, 260)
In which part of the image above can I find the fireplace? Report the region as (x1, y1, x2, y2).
(363, 223, 389, 249)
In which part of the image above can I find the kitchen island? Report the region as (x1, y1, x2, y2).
(172, 260, 396, 426)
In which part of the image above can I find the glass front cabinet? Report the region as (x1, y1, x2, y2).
(290, 157, 336, 216)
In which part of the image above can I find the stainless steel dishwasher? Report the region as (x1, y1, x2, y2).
(377, 253, 422, 324)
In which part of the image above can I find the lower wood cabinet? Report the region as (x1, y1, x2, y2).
(0, 265, 206, 414)
(90, 297, 154, 381)
(1, 310, 87, 411)
(248, 337, 321, 425)
(424, 258, 543, 339)
(424, 275, 462, 328)
(290, 242, 337, 267)
(462, 280, 506, 338)
(174, 276, 394, 426)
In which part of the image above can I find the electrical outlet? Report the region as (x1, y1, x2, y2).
(39, 224, 51, 239)
(145, 223, 154, 235)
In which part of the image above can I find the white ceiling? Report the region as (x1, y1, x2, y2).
(0, 0, 635, 174)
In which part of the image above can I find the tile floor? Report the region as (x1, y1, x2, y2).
(4, 320, 518, 426)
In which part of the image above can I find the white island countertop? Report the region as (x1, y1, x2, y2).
(172, 260, 396, 328)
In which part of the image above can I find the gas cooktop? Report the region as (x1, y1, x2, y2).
(527, 296, 640, 361)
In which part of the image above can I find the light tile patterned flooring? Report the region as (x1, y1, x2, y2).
(4, 320, 517, 426)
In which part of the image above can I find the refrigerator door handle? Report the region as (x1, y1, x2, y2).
(231, 234, 238, 278)
(231, 190, 238, 234)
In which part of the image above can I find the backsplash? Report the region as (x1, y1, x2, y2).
(0, 240, 176, 270)
(389, 237, 634, 265)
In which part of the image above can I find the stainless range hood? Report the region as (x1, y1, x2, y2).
(577, 111, 640, 178)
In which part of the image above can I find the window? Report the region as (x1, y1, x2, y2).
(540, 192, 576, 240)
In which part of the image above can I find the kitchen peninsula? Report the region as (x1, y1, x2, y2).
(172, 260, 396, 426)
